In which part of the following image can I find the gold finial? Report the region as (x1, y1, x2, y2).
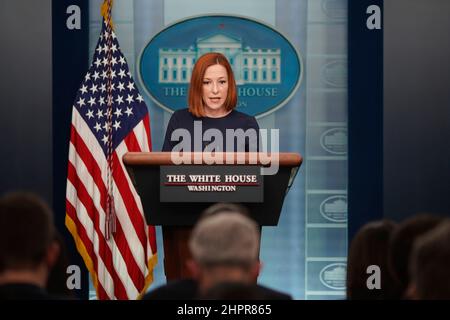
(101, 0, 114, 30)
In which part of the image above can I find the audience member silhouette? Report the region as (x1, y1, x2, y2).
(200, 202, 251, 218)
(199, 202, 261, 265)
(143, 204, 291, 300)
(0, 192, 62, 300)
(203, 281, 283, 300)
(407, 220, 450, 299)
(387, 214, 443, 298)
(346, 219, 400, 299)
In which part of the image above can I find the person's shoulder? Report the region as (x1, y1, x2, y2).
(230, 110, 259, 128)
(0, 283, 64, 300)
(255, 284, 293, 300)
(170, 108, 195, 122)
(141, 279, 198, 300)
(230, 110, 254, 120)
(201, 282, 291, 300)
(170, 108, 191, 119)
(173, 108, 190, 116)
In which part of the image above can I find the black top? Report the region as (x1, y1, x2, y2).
(162, 108, 259, 152)
(141, 279, 292, 300)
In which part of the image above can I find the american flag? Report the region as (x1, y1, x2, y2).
(65, 17, 157, 300)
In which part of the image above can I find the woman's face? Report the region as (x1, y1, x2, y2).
(202, 64, 229, 117)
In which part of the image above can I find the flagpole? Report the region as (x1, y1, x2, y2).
(104, 0, 116, 240)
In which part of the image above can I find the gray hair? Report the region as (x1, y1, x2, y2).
(189, 212, 260, 267)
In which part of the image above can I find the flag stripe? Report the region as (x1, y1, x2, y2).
(67, 162, 128, 299)
(123, 124, 157, 255)
(143, 114, 152, 150)
(124, 129, 141, 152)
(111, 151, 148, 260)
(70, 109, 149, 265)
(129, 119, 150, 152)
(66, 202, 110, 300)
(70, 98, 152, 299)
(70, 124, 107, 206)
(65, 200, 98, 275)
(67, 177, 124, 299)
(66, 188, 112, 299)
(68, 140, 144, 297)
(66, 195, 108, 299)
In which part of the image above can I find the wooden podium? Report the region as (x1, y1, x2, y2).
(123, 152, 302, 281)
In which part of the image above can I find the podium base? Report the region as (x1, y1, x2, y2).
(162, 226, 193, 281)
(162, 225, 262, 282)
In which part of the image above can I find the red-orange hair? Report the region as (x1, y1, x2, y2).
(188, 52, 237, 117)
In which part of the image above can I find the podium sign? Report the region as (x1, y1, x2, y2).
(160, 165, 263, 203)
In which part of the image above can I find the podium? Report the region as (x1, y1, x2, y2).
(123, 152, 302, 281)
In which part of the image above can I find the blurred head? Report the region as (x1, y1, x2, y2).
(0, 192, 59, 288)
(200, 202, 250, 219)
(0, 192, 59, 286)
(188, 211, 260, 293)
(408, 220, 450, 299)
(388, 213, 443, 297)
(188, 52, 237, 118)
(346, 219, 399, 299)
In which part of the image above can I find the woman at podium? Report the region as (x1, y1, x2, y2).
(162, 52, 259, 152)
